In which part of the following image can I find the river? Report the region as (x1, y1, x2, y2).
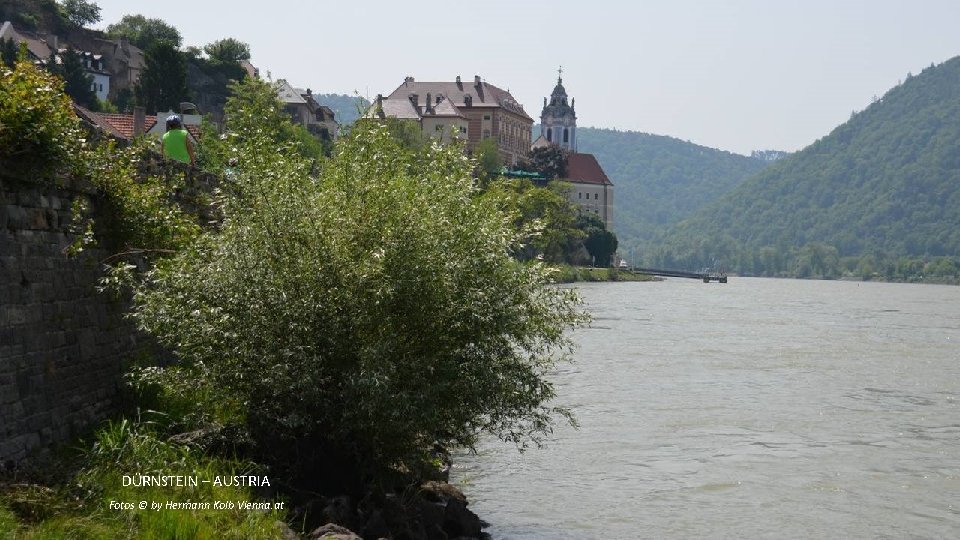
(452, 277, 960, 539)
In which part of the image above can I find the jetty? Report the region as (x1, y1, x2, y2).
(632, 267, 728, 283)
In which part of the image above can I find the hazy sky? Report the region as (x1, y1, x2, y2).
(91, 0, 959, 155)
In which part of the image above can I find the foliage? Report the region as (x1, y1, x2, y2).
(106, 14, 183, 49)
(203, 37, 251, 64)
(0, 52, 85, 180)
(130, 114, 588, 492)
(135, 41, 189, 113)
(474, 137, 502, 184)
(81, 141, 202, 259)
(483, 178, 585, 264)
(1, 37, 17, 67)
(58, 0, 100, 27)
(656, 56, 960, 278)
(0, 0, 70, 32)
(579, 214, 618, 266)
(518, 144, 568, 180)
(45, 47, 98, 109)
(0, 416, 283, 539)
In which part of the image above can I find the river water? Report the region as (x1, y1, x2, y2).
(452, 278, 960, 539)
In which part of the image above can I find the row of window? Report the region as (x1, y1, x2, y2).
(578, 192, 600, 200)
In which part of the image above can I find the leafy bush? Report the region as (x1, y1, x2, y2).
(0, 51, 84, 179)
(131, 81, 588, 491)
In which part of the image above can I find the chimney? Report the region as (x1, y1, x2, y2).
(474, 75, 481, 86)
(464, 95, 472, 107)
(405, 75, 414, 83)
(456, 75, 462, 89)
(133, 106, 145, 137)
(436, 94, 442, 105)
(409, 93, 419, 107)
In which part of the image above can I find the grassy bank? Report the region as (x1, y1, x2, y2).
(1, 416, 284, 539)
(550, 265, 657, 283)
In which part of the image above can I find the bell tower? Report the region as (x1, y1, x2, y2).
(540, 66, 577, 151)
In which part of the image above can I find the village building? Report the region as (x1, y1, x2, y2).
(373, 75, 533, 165)
(0, 21, 144, 101)
(533, 71, 613, 230)
(276, 79, 339, 142)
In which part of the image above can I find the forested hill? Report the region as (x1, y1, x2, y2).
(573, 127, 769, 249)
(656, 55, 960, 278)
(316, 94, 370, 127)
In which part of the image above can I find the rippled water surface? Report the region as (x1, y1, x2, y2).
(452, 278, 960, 539)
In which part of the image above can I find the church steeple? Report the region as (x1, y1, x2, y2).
(540, 66, 577, 151)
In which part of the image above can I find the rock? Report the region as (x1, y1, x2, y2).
(275, 520, 301, 540)
(420, 481, 467, 504)
(307, 522, 362, 540)
(443, 497, 482, 538)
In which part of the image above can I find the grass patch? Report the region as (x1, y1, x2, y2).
(550, 265, 656, 283)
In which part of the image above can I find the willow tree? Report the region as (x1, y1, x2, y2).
(131, 78, 587, 492)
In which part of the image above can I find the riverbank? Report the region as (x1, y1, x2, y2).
(551, 265, 658, 283)
(0, 422, 489, 539)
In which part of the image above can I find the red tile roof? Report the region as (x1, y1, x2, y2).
(565, 153, 612, 186)
(75, 107, 201, 141)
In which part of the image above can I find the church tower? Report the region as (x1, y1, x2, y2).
(540, 67, 577, 152)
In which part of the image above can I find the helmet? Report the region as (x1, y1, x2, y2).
(165, 114, 182, 128)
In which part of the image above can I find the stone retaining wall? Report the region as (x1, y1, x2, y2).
(0, 175, 137, 468)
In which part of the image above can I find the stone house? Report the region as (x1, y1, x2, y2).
(276, 79, 339, 142)
(376, 75, 533, 165)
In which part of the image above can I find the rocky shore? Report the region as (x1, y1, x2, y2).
(280, 480, 489, 540)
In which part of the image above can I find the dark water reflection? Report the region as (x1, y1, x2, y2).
(452, 278, 960, 539)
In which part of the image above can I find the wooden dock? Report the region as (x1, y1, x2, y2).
(632, 267, 728, 283)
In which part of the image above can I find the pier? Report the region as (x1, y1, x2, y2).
(632, 267, 728, 283)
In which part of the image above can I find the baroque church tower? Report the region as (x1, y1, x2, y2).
(540, 67, 577, 151)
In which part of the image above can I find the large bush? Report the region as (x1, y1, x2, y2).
(0, 51, 84, 179)
(131, 79, 587, 491)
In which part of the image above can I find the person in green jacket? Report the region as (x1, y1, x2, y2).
(161, 114, 195, 166)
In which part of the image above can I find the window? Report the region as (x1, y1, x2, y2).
(563, 128, 569, 143)
(483, 129, 490, 139)
(459, 126, 466, 133)
(578, 192, 582, 199)
(546, 128, 552, 142)
(436, 124, 444, 131)
(483, 115, 491, 121)
(595, 193, 599, 200)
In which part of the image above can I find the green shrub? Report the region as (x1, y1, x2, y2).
(131, 99, 588, 492)
(0, 50, 85, 180)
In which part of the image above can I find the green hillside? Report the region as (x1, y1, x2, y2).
(316, 93, 369, 127)
(572, 127, 769, 250)
(656, 56, 960, 280)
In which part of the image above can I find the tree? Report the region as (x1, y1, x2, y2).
(202, 37, 250, 64)
(135, 42, 189, 113)
(58, 0, 101, 27)
(519, 144, 568, 180)
(47, 48, 98, 110)
(483, 178, 584, 263)
(475, 137, 502, 185)
(130, 78, 588, 492)
(0, 50, 85, 179)
(580, 214, 618, 266)
(1, 37, 17, 67)
(106, 14, 182, 50)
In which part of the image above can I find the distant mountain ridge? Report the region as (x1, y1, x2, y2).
(656, 55, 960, 277)
(572, 127, 769, 249)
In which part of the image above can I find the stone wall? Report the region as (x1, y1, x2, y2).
(0, 175, 138, 468)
